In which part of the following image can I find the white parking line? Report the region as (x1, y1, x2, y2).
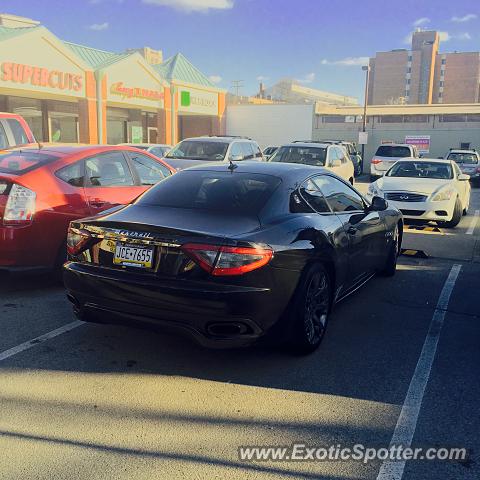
(0, 320, 83, 362)
(376, 264, 461, 480)
(466, 210, 479, 235)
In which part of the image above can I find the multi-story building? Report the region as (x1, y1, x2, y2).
(368, 30, 480, 105)
(262, 78, 358, 106)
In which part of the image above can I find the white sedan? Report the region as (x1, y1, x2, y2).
(367, 159, 471, 228)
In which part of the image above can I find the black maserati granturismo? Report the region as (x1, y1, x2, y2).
(63, 161, 402, 353)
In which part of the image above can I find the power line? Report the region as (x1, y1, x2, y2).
(231, 80, 244, 97)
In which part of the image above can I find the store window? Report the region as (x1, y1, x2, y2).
(49, 113, 78, 143)
(9, 96, 43, 141)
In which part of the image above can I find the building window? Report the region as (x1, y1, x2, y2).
(441, 58, 446, 65)
(439, 81, 444, 87)
(466, 114, 480, 122)
(439, 114, 466, 122)
(407, 67, 412, 73)
(322, 116, 346, 123)
(403, 115, 429, 123)
(406, 78, 411, 85)
(438, 92, 443, 98)
(378, 115, 404, 123)
(460, 142, 471, 149)
(408, 55, 412, 61)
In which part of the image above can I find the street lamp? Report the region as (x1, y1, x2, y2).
(361, 65, 370, 173)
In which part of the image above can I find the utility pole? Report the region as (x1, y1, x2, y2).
(361, 65, 370, 173)
(231, 80, 244, 98)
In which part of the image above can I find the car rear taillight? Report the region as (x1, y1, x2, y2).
(182, 243, 273, 276)
(4, 183, 36, 225)
(371, 158, 382, 165)
(67, 227, 91, 255)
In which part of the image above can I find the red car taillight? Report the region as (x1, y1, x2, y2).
(371, 158, 382, 165)
(67, 227, 91, 255)
(182, 243, 273, 276)
(3, 183, 36, 225)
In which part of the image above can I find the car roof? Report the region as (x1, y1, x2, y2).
(377, 143, 412, 147)
(121, 143, 171, 148)
(182, 136, 253, 143)
(182, 159, 329, 180)
(4, 144, 150, 156)
(282, 142, 330, 148)
(397, 158, 452, 164)
(448, 149, 477, 153)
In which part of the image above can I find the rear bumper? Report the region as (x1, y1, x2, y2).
(0, 223, 59, 269)
(63, 262, 289, 348)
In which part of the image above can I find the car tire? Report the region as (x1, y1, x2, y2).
(285, 263, 332, 355)
(442, 198, 462, 228)
(379, 224, 400, 277)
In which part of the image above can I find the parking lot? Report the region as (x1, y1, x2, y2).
(0, 178, 479, 480)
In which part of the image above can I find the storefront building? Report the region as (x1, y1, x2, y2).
(0, 15, 226, 145)
(0, 23, 97, 143)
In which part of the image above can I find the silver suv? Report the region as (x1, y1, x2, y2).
(164, 136, 263, 170)
(445, 149, 480, 184)
(370, 143, 419, 180)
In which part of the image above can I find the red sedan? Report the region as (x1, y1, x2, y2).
(0, 145, 175, 272)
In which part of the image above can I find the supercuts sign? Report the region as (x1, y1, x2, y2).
(0, 62, 84, 95)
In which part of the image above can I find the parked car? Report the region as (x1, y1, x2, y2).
(262, 146, 278, 160)
(370, 143, 419, 180)
(0, 112, 36, 149)
(163, 136, 264, 170)
(367, 159, 470, 228)
(445, 149, 480, 185)
(120, 143, 172, 158)
(269, 141, 355, 184)
(322, 140, 362, 177)
(0, 145, 175, 273)
(63, 161, 402, 354)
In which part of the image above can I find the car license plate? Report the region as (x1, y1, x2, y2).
(113, 243, 154, 268)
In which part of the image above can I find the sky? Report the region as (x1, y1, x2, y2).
(2, 0, 480, 101)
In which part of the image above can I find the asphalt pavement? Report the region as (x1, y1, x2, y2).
(0, 181, 479, 480)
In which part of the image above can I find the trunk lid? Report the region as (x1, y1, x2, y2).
(72, 205, 261, 277)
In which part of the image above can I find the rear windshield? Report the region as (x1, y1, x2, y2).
(375, 146, 411, 158)
(447, 152, 478, 164)
(135, 170, 281, 214)
(269, 146, 327, 166)
(0, 151, 58, 174)
(165, 140, 228, 161)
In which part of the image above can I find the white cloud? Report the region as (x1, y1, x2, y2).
(142, 0, 234, 12)
(403, 33, 413, 44)
(438, 31, 451, 41)
(451, 13, 477, 22)
(208, 75, 222, 84)
(256, 75, 269, 81)
(413, 17, 430, 27)
(456, 32, 472, 40)
(88, 22, 109, 31)
(296, 72, 315, 84)
(321, 56, 369, 66)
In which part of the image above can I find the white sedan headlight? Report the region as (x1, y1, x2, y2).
(431, 188, 454, 202)
(368, 183, 383, 198)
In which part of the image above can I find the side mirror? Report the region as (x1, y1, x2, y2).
(230, 154, 244, 162)
(332, 159, 341, 167)
(370, 196, 388, 211)
(458, 174, 470, 181)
